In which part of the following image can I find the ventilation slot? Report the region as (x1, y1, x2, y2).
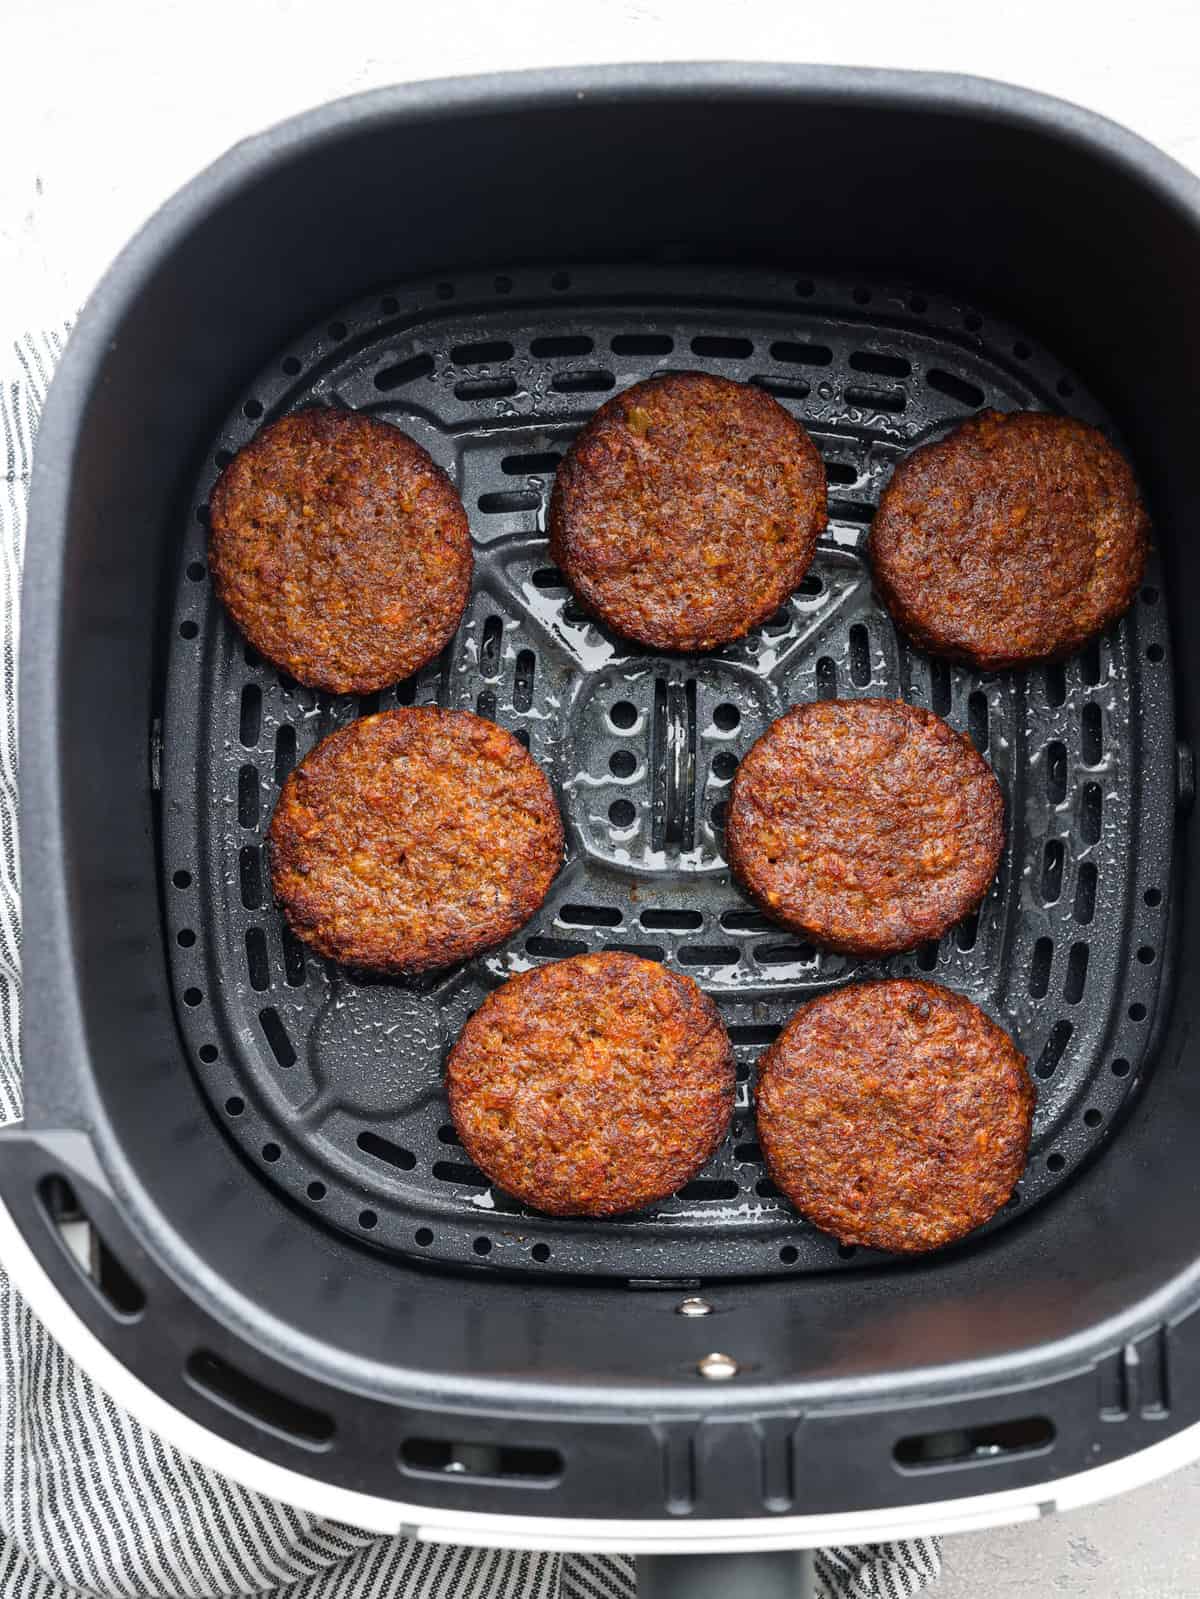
(1045, 741, 1068, 805)
(274, 725, 296, 786)
(1074, 861, 1098, 925)
(281, 928, 306, 987)
(513, 650, 536, 712)
(1064, 941, 1090, 1004)
(480, 614, 503, 679)
(691, 335, 753, 358)
(39, 1175, 146, 1319)
(433, 1161, 489, 1189)
(750, 375, 811, 400)
(453, 340, 515, 366)
(532, 566, 568, 591)
(849, 350, 911, 378)
(455, 376, 517, 401)
(531, 335, 593, 357)
(526, 936, 588, 958)
(238, 766, 259, 828)
(374, 353, 434, 390)
(734, 1142, 764, 1164)
(479, 490, 539, 514)
(845, 385, 906, 413)
(894, 1416, 1053, 1471)
(611, 333, 674, 355)
(926, 369, 985, 408)
(1041, 840, 1064, 904)
(730, 1026, 778, 1051)
(756, 940, 816, 966)
(1081, 703, 1103, 766)
(770, 341, 833, 366)
(245, 927, 270, 992)
(259, 1007, 296, 1069)
(396, 677, 417, 705)
(357, 1131, 417, 1171)
(678, 1179, 740, 1202)
(358, 692, 381, 719)
(916, 941, 940, 972)
(239, 684, 262, 747)
(1029, 937, 1053, 999)
(849, 624, 871, 686)
(641, 908, 703, 931)
(1036, 1020, 1073, 1079)
(824, 459, 858, 484)
(400, 1438, 562, 1484)
(186, 1351, 333, 1449)
(1081, 638, 1103, 686)
(956, 912, 979, 951)
(930, 660, 952, 716)
(677, 945, 740, 967)
(968, 691, 989, 753)
(816, 657, 837, 699)
(239, 845, 263, 910)
(475, 691, 497, 721)
(502, 451, 562, 476)
(721, 909, 773, 933)
(553, 370, 615, 393)
(559, 904, 622, 927)
(1044, 662, 1067, 707)
(1080, 783, 1103, 845)
(603, 942, 665, 960)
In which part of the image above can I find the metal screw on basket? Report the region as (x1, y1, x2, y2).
(677, 1296, 712, 1317)
(697, 1352, 739, 1380)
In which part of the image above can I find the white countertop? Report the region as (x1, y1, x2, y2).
(3, 0, 1200, 349)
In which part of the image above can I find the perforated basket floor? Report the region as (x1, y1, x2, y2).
(161, 265, 1175, 1279)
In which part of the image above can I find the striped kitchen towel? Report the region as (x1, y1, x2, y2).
(0, 328, 941, 1599)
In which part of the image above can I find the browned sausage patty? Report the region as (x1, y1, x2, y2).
(549, 373, 826, 651)
(269, 708, 562, 974)
(447, 953, 735, 1216)
(209, 409, 473, 694)
(726, 698, 1003, 956)
(757, 979, 1033, 1252)
(869, 409, 1148, 668)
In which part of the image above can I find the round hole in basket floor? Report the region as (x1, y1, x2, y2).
(243, 398, 263, 419)
(713, 703, 740, 732)
(307, 1181, 326, 1201)
(838, 1244, 857, 1260)
(779, 1245, 799, 1264)
(172, 869, 191, 889)
(1113, 1057, 1132, 1077)
(225, 1095, 244, 1116)
(610, 700, 637, 730)
(177, 928, 196, 947)
(198, 1044, 218, 1064)
(610, 749, 636, 778)
(359, 1209, 378, 1230)
(473, 1236, 493, 1256)
(609, 799, 636, 827)
(281, 355, 302, 375)
(414, 1227, 434, 1247)
(712, 751, 738, 781)
(531, 1243, 551, 1262)
(1138, 945, 1156, 964)
(1046, 1152, 1066, 1172)
(179, 620, 199, 640)
(1145, 886, 1163, 906)
(186, 561, 205, 582)
(262, 1142, 281, 1162)
(1129, 1003, 1148, 1022)
(1084, 1109, 1103, 1128)
(1147, 643, 1165, 663)
(183, 987, 202, 1007)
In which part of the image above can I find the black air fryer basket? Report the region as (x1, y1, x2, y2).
(7, 63, 1200, 1572)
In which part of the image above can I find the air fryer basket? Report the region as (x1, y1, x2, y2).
(8, 66, 1200, 1542)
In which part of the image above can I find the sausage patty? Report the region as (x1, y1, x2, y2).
(869, 409, 1148, 668)
(757, 979, 1033, 1253)
(269, 708, 562, 974)
(446, 953, 735, 1216)
(209, 408, 473, 693)
(549, 373, 826, 651)
(726, 698, 1004, 956)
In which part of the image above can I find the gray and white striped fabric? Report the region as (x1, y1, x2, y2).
(0, 329, 941, 1599)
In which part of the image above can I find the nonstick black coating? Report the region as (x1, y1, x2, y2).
(162, 265, 1173, 1277)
